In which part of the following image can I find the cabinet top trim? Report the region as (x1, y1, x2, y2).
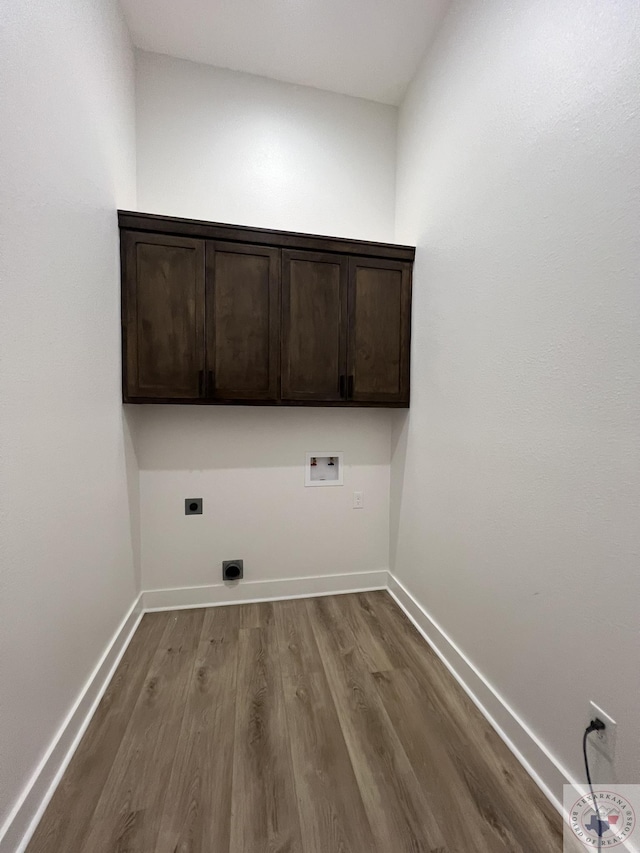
(117, 210, 416, 262)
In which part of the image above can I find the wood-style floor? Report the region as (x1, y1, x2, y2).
(27, 592, 563, 852)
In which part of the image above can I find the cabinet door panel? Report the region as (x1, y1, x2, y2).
(281, 250, 347, 401)
(123, 232, 205, 399)
(348, 258, 411, 404)
(206, 243, 279, 400)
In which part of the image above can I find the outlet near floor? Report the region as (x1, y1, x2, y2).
(588, 700, 617, 762)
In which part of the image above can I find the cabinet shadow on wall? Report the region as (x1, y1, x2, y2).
(129, 405, 394, 472)
(389, 409, 410, 570)
(122, 408, 142, 588)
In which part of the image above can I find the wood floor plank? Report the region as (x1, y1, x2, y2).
(154, 605, 240, 853)
(237, 601, 274, 630)
(331, 592, 400, 673)
(346, 590, 412, 669)
(26, 612, 169, 853)
(362, 591, 564, 852)
(372, 666, 515, 853)
(274, 597, 324, 680)
(308, 596, 447, 853)
(275, 600, 377, 853)
(78, 608, 205, 853)
(230, 623, 303, 853)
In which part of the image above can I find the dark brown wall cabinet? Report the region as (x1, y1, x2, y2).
(120, 212, 414, 407)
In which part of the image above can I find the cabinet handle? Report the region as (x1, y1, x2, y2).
(348, 375, 354, 399)
(339, 375, 346, 398)
(198, 370, 204, 397)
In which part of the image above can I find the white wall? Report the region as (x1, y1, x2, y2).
(135, 51, 397, 241)
(0, 0, 138, 839)
(392, 0, 640, 792)
(137, 407, 391, 590)
(134, 51, 398, 593)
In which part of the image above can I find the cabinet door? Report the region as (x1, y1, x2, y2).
(122, 232, 205, 400)
(205, 242, 279, 400)
(347, 257, 411, 404)
(281, 250, 348, 402)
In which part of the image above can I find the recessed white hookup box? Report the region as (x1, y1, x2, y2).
(305, 452, 344, 487)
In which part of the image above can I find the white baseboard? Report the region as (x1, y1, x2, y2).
(1, 569, 386, 852)
(387, 574, 640, 852)
(9, 569, 621, 853)
(141, 569, 389, 611)
(387, 572, 570, 813)
(0, 595, 144, 853)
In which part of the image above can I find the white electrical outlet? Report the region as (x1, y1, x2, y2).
(588, 701, 617, 762)
(353, 490, 364, 509)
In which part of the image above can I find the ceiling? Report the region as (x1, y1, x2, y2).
(120, 0, 450, 105)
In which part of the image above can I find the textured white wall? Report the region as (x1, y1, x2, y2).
(392, 0, 640, 790)
(137, 407, 391, 590)
(134, 52, 397, 592)
(0, 0, 138, 833)
(135, 51, 397, 241)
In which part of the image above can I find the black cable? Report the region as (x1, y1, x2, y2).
(583, 720, 606, 853)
